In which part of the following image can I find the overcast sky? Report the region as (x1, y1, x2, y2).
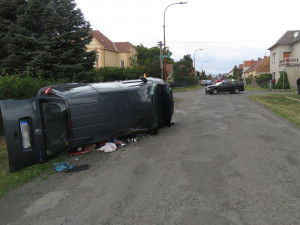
(75, 0, 300, 75)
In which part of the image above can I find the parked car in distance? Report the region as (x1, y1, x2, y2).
(201, 80, 212, 86)
(215, 79, 223, 83)
(205, 80, 244, 95)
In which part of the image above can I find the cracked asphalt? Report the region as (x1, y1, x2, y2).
(0, 89, 300, 225)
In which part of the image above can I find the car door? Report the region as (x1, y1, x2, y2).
(1, 97, 46, 172)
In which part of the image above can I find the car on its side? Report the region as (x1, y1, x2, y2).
(0, 77, 174, 172)
(205, 80, 244, 95)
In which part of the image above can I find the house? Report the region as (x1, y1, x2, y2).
(242, 60, 257, 79)
(268, 30, 300, 89)
(244, 56, 270, 83)
(87, 30, 137, 69)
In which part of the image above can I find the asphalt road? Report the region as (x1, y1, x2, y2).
(1, 89, 300, 225)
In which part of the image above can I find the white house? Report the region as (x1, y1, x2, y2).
(268, 30, 300, 88)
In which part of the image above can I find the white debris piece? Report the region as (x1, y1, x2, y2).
(97, 143, 117, 153)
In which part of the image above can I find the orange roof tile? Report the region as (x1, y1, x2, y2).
(244, 60, 257, 67)
(244, 56, 269, 73)
(91, 30, 118, 52)
(114, 42, 135, 52)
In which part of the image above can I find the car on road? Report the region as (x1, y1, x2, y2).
(0, 77, 174, 172)
(205, 80, 244, 95)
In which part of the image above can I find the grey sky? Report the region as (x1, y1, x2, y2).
(75, 0, 300, 75)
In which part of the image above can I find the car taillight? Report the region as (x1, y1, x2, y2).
(20, 120, 31, 149)
(44, 87, 52, 95)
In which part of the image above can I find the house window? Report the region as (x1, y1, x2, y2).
(272, 53, 276, 63)
(272, 72, 276, 80)
(120, 60, 125, 68)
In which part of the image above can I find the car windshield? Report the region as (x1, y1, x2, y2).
(215, 82, 224, 86)
(40, 99, 70, 156)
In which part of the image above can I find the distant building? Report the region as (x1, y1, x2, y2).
(87, 30, 137, 69)
(244, 56, 270, 79)
(242, 60, 257, 79)
(268, 30, 300, 88)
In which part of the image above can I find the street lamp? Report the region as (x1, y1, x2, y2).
(163, 1, 187, 81)
(194, 48, 203, 76)
(202, 60, 208, 73)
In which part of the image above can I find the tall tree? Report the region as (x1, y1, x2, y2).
(0, 0, 95, 81)
(136, 44, 173, 65)
(173, 54, 195, 87)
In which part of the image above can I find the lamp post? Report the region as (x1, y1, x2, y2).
(202, 60, 208, 73)
(163, 1, 187, 81)
(193, 48, 203, 76)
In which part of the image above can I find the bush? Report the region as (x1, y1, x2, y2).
(173, 74, 196, 87)
(275, 71, 290, 89)
(98, 67, 143, 81)
(256, 73, 272, 88)
(0, 74, 67, 100)
(245, 78, 251, 85)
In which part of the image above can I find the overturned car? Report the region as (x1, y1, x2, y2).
(0, 77, 174, 172)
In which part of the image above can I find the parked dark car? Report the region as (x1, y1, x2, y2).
(205, 80, 244, 94)
(0, 77, 174, 172)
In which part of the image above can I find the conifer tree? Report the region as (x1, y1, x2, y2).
(0, 0, 96, 81)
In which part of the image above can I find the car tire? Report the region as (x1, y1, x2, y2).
(213, 89, 218, 95)
(234, 89, 240, 94)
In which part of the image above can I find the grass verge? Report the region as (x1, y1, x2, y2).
(249, 94, 300, 128)
(0, 137, 69, 198)
(245, 86, 268, 91)
(172, 84, 203, 93)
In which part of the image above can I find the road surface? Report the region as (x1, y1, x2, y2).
(0, 89, 300, 225)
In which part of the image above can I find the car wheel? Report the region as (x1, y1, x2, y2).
(212, 89, 218, 95)
(234, 89, 240, 94)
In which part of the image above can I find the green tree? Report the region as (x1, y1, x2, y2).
(0, 0, 96, 81)
(136, 44, 174, 65)
(200, 70, 206, 80)
(173, 54, 195, 87)
(275, 71, 290, 89)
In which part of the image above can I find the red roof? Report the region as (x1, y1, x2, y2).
(245, 56, 269, 73)
(91, 30, 117, 52)
(114, 42, 135, 52)
(244, 60, 257, 67)
(92, 30, 135, 53)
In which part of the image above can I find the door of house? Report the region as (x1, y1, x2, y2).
(284, 52, 291, 65)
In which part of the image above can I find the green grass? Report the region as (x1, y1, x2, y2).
(245, 86, 268, 91)
(172, 84, 203, 93)
(245, 85, 297, 93)
(249, 94, 300, 128)
(0, 137, 69, 198)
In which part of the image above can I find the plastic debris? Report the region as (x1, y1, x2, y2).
(65, 164, 89, 173)
(54, 162, 73, 172)
(110, 138, 126, 148)
(97, 143, 117, 153)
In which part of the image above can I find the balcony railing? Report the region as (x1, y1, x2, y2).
(279, 57, 299, 66)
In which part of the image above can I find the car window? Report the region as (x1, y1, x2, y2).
(40, 99, 70, 156)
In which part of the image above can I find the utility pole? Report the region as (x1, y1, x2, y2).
(157, 41, 163, 80)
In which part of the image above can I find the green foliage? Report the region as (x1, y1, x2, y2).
(245, 77, 251, 84)
(0, 0, 96, 81)
(255, 73, 272, 88)
(233, 65, 242, 80)
(173, 54, 196, 87)
(275, 71, 290, 89)
(136, 44, 174, 65)
(98, 67, 143, 82)
(0, 74, 67, 100)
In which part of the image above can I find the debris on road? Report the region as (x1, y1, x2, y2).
(64, 164, 89, 173)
